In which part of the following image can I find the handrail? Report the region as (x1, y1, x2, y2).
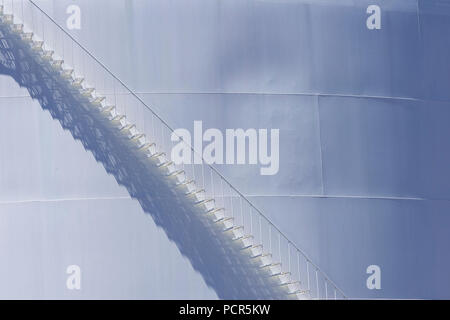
(13, 0, 346, 298)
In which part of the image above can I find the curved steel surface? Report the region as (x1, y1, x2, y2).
(0, 0, 449, 299)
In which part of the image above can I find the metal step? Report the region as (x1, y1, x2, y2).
(243, 244, 264, 258)
(234, 235, 254, 249)
(41, 50, 54, 60)
(2, 14, 14, 24)
(12, 23, 23, 33)
(91, 96, 106, 106)
(129, 133, 146, 147)
(138, 142, 157, 157)
(224, 226, 245, 240)
(287, 290, 310, 300)
(196, 198, 215, 212)
(150, 152, 168, 167)
(32, 40, 44, 51)
(252, 253, 273, 267)
(206, 208, 225, 222)
(167, 170, 186, 184)
(61, 68, 74, 79)
(216, 217, 234, 231)
(81, 87, 95, 97)
(261, 263, 282, 276)
(279, 281, 301, 294)
(111, 114, 126, 125)
(270, 272, 291, 285)
(21, 32, 33, 42)
(71, 77, 84, 88)
(176, 179, 196, 194)
(51, 59, 64, 70)
(103, 107, 120, 120)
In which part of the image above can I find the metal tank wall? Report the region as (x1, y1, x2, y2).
(1, 0, 449, 298)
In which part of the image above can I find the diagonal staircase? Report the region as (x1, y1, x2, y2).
(0, 0, 346, 299)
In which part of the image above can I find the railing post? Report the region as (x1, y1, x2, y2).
(306, 261, 310, 292)
(288, 242, 291, 274)
(259, 215, 262, 248)
(201, 161, 205, 190)
(229, 184, 234, 218)
(250, 208, 252, 234)
(315, 269, 319, 299)
(161, 121, 165, 150)
(269, 226, 272, 253)
(151, 113, 155, 143)
(240, 197, 244, 227)
(278, 233, 281, 265)
(220, 178, 225, 212)
(210, 167, 214, 199)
